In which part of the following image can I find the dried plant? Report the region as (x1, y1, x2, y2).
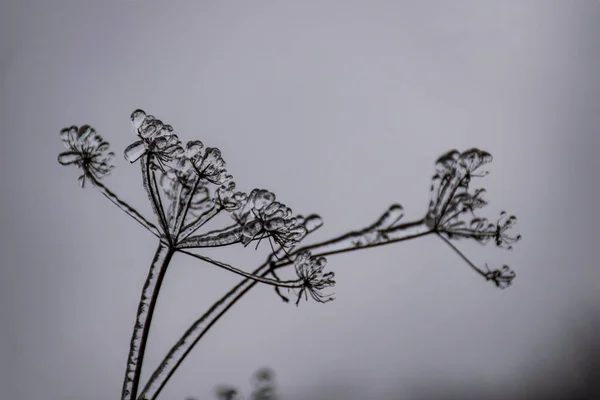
(57, 110, 521, 400)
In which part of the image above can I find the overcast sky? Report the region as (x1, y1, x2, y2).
(1, 1, 600, 399)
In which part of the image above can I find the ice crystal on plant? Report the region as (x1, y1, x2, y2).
(215, 182, 248, 211)
(294, 252, 335, 305)
(180, 140, 232, 186)
(58, 125, 114, 187)
(124, 109, 184, 165)
(494, 211, 522, 250)
(233, 189, 306, 251)
(425, 148, 521, 250)
(484, 264, 516, 289)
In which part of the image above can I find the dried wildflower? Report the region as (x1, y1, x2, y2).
(484, 264, 516, 289)
(124, 109, 184, 166)
(58, 125, 114, 187)
(233, 189, 306, 251)
(294, 252, 335, 305)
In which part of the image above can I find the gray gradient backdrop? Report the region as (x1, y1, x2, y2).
(1, 1, 599, 399)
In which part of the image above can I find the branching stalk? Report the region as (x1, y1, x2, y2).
(178, 207, 221, 240)
(122, 242, 175, 400)
(178, 249, 303, 288)
(436, 232, 488, 278)
(88, 175, 161, 238)
(141, 156, 169, 239)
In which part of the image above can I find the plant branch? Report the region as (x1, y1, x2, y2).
(436, 232, 488, 278)
(88, 175, 161, 238)
(178, 206, 221, 240)
(177, 225, 242, 249)
(272, 219, 432, 269)
(122, 242, 175, 400)
(141, 155, 169, 239)
(178, 249, 303, 288)
(137, 270, 263, 400)
(173, 178, 200, 241)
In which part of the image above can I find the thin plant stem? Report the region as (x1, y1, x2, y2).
(88, 175, 161, 238)
(173, 178, 200, 242)
(436, 232, 487, 278)
(178, 207, 221, 240)
(151, 169, 170, 242)
(138, 270, 262, 400)
(122, 242, 175, 400)
(178, 249, 303, 288)
(141, 156, 169, 239)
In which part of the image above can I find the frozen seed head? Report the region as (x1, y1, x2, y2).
(425, 148, 522, 250)
(427, 148, 493, 226)
(182, 140, 232, 186)
(124, 109, 184, 165)
(484, 264, 516, 289)
(494, 211, 522, 250)
(233, 189, 306, 251)
(58, 125, 114, 187)
(215, 182, 247, 211)
(294, 252, 335, 305)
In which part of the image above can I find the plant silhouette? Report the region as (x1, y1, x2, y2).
(57, 110, 521, 400)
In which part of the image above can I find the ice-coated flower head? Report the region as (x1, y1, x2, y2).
(215, 182, 247, 211)
(494, 211, 522, 250)
(124, 109, 183, 166)
(233, 189, 306, 251)
(178, 140, 232, 186)
(484, 264, 516, 289)
(424, 148, 521, 249)
(294, 252, 335, 305)
(427, 148, 492, 228)
(58, 125, 114, 187)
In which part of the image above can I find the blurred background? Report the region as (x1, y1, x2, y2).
(1, 1, 599, 399)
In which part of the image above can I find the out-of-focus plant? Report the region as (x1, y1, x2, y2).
(57, 110, 521, 400)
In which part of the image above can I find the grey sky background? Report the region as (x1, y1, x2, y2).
(1, 1, 599, 399)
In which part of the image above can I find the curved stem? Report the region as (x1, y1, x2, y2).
(273, 219, 432, 269)
(88, 175, 161, 238)
(141, 156, 169, 240)
(178, 249, 302, 288)
(436, 232, 487, 278)
(122, 242, 175, 400)
(138, 271, 264, 400)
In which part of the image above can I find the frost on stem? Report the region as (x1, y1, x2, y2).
(293, 252, 335, 306)
(57, 125, 114, 187)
